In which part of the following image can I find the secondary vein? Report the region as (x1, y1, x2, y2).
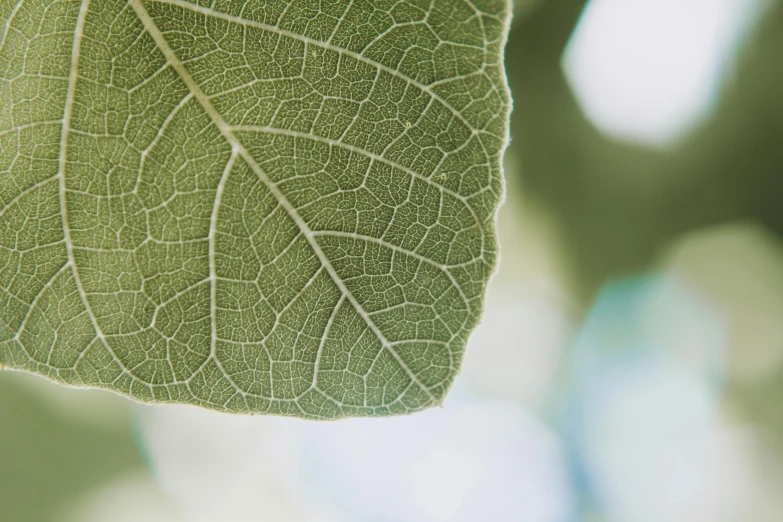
(130, 0, 438, 404)
(58, 0, 138, 379)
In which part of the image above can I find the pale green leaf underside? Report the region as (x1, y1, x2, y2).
(0, 0, 510, 418)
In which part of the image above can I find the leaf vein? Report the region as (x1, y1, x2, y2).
(130, 0, 439, 403)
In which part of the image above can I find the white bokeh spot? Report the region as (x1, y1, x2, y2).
(562, 0, 764, 147)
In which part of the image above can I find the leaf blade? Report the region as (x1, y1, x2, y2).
(0, 0, 511, 418)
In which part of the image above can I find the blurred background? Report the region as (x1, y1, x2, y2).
(3, 0, 783, 520)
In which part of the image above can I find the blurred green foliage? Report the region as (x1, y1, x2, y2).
(0, 373, 145, 522)
(510, 0, 783, 469)
(509, 0, 783, 302)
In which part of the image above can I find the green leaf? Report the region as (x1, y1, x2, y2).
(0, 0, 510, 418)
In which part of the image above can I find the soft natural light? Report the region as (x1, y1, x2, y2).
(562, 0, 764, 147)
(137, 400, 574, 522)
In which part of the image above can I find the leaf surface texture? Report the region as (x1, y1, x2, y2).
(0, 0, 510, 418)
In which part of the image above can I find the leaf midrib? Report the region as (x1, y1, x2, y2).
(126, 0, 439, 403)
